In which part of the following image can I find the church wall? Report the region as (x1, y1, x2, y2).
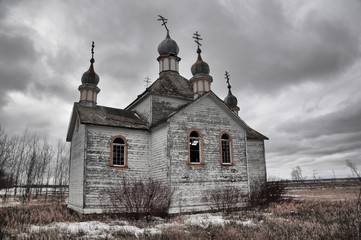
(150, 123, 170, 182)
(247, 139, 267, 190)
(130, 95, 151, 123)
(68, 121, 85, 211)
(82, 125, 150, 212)
(167, 96, 249, 213)
(151, 95, 190, 125)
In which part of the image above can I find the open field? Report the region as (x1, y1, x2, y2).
(276, 178, 361, 200)
(0, 179, 359, 239)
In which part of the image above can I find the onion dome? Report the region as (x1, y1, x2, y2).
(81, 57, 99, 85)
(158, 32, 179, 56)
(191, 48, 210, 76)
(78, 42, 100, 107)
(223, 71, 240, 114)
(224, 89, 238, 107)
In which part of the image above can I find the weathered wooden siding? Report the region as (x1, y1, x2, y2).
(247, 139, 267, 190)
(150, 123, 169, 182)
(83, 125, 150, 213)
(151, 95, 190, 125)
(168, 96, 249, 213)
(68, 120, 85, 211)
(131, 95, 151, 123)
(68, 94, 267, 214)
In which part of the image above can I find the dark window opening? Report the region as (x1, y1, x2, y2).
(189, 131, 201, 163)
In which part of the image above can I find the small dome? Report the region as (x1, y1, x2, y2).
(81, 59, 99, 85)
(158, 33, 179, 56)
(191, 49, 210, 76)
(224, 90, 238, 107)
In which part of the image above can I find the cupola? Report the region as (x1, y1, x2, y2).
(223, 71, 240, 115)
(157, 15, 181, 74)
(189, 31, 213, 99)
(78, 41, 100, 107)
(158, 32, 179, 56)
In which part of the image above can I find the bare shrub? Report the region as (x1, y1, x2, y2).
(345, 159, 361, 239)
(247, 181, 287, 209)
(291, 166, 303, 181)
(0, 169, 13, 189)
(202, 186, 243, 213)
(103, 177, 174, 220)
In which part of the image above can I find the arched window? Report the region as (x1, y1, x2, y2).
(111, 136, 127, 168)
(188, 130, 203, 165)
(220, 132, 233, 165)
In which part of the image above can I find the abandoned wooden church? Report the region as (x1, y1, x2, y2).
(66, 19, 268, 214)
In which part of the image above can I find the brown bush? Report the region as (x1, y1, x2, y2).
(202, 186, 243, 213)
(103, 177, 175, 221)
(247, 181, 287, 208)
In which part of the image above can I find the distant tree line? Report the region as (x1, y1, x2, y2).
(0, 125, 69, 202)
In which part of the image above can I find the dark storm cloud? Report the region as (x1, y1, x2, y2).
(0, 32, 37, 103)
(267, 99, 361, 159)
(282, 100, 361, 139)
(203, 1, 361, 94)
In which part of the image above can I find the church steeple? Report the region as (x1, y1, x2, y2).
(78, 41, 100, 107)
(190, 31, 213, 99)
(223, 71, 240, 115)
(157, 15, 181, 74)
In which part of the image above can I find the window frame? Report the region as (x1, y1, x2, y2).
(110, 135, 128, 169)
(220, 132, 234, 166)
(188, 129, 204, 166)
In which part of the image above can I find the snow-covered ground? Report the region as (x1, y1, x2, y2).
(27, 214, 256, 239)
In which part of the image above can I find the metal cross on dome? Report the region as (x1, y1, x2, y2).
(157, 15, 169, 34)
(91, 41, 95, 59)
(225, 71, 231, 89)
(144, 76, 152, 88)
(193, 31, 202, 49)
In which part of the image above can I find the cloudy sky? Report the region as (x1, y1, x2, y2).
(1, 0, 361, 179)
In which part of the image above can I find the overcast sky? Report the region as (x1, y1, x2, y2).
(1, 0, 361, 179)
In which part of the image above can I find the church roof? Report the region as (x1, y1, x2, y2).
(126, 71, 193, 109)
(66, 103, 148, 141)
(151, 72, 193, 97)
(75, 103, 148, 129)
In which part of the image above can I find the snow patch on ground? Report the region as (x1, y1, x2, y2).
(30, 220, 161, 238)
(183, 213, 230, 228)
(235, 219, 257, 226)
(28, 214, 257, 238)
(0, 198, 21, 208)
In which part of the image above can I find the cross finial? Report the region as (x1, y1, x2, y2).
(90, 41, 95, 63)
(157, 15, 169, 34)
(193, 31, 203, 50)
(225, 71, 231, 90)
(144, 76, 152, 88)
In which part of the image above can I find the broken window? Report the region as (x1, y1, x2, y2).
(189, 130, 202, 164)
(112, 137, 127, 167)
(221, 133, 232, 165)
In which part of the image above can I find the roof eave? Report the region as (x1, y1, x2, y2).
(66, 103, 78, 142)
(80, 122, 149, 131)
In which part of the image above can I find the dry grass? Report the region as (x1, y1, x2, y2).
(0, 199, 357, 239)
(286, 185, 360, 200)
(0, 181, 359, 239)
